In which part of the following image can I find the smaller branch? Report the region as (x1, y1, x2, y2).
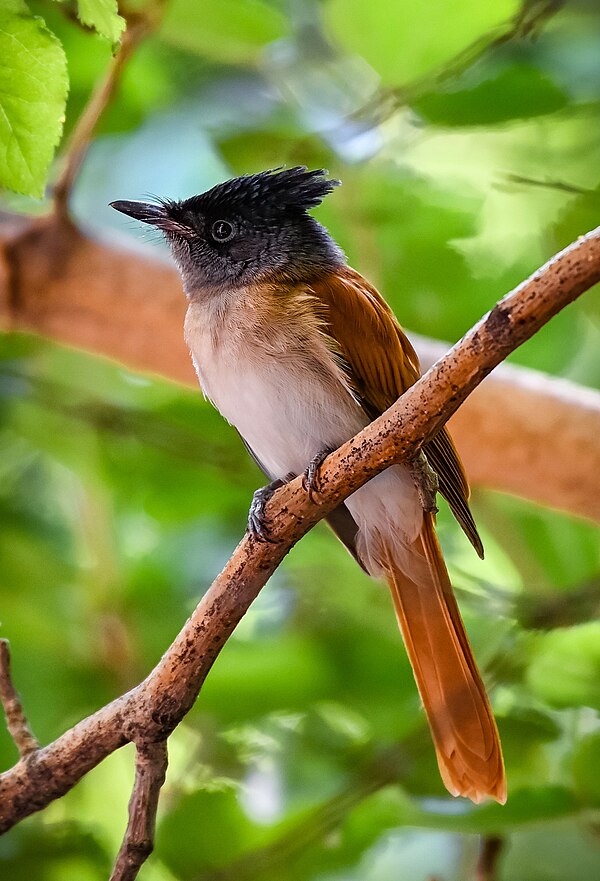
(53, 10, 159, 219)
(110, 740, 168, 881)
(517, 577, 600, 629)
(0, 640, 39, 757)
(503, 173, 593, 196)
(198, 747, 406, 881)
(359, 0, 563, 121)
(476, 835, 504, 881)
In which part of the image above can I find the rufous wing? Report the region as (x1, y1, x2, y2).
(310, 266, 483, 555)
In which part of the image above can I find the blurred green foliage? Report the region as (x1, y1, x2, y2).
(1, 0, 600, 879)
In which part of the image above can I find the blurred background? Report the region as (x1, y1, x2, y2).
(1, 0, 600, 878)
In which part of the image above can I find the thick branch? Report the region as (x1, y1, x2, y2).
(0, 225, 599, 831)
(1, 216, 599, 521)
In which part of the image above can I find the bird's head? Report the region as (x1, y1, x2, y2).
(110, 167, 344, 295)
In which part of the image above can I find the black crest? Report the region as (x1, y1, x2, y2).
(182, 167, 340, 219)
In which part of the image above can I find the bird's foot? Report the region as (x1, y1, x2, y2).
(247, 479, 285, 543)
(409, 450, 439, 515)
(302, 447, 335, 503)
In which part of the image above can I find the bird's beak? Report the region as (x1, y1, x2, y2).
(110, 200, 168, 226)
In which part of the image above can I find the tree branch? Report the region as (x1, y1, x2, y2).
(1, 225, 599, 833)
(476, 835, 504, 881)
(0, 641, 39, 758)
(53, 4, 166, 218)
(197, 747, 406, 881)
(109, 740, 168, 881)
(357, 0, 564, 121)
(1, 216, 599, 521)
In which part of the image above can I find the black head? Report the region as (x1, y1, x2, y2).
(110, 167, 344, 294)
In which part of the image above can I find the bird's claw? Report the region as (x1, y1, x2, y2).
(409, 451, 439, 515)
(302, 447, 335, 503)
(247, 479, 284, 543)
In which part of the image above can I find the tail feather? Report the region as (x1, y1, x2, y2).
(382, 514, 506, 804)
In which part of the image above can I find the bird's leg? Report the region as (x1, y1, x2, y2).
(408, 450, 439, 515)
(302, 447, 336, 503)
(247, 479, 286, 543)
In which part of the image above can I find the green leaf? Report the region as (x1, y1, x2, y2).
(526, 623, 600, 710)
(161, 0, 286, 63)
(325, 0, 519, 85)
(414, 63, 568, 127)
(503, 819, 600, 881)
(571, 732, 600, 807)
(0, 1, 68, 197)
(74, 0, 125, 44)
(157, 789, 256, 876)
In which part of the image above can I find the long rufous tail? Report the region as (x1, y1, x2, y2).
(382, 514, 506, 804)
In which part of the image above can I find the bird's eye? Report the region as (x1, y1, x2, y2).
(211, 220, 235, 242)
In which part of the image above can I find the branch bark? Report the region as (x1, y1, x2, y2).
(0, 641, 39, 758)
(1, 214, 598, 521)
(1, 224, 599, 833)
(109, 740, 168, 881)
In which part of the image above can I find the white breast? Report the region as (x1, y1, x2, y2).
(184, 286, 423, 548)
(184, 290, 367, 480)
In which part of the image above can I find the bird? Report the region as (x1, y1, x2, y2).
(111, 167, 506, 804)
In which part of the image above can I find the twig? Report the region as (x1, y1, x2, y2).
(110, 740, 168, 881)
(357, 0, 563, 120)
(197, 746, 406, 881)
(53, 8, 162, 219)
(476, 835, 504, 881)
(503, 173, 593, 196)
(517, 577, 600, 629)
(0, 640, 39, 757)
(1, 225, 600, 832)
